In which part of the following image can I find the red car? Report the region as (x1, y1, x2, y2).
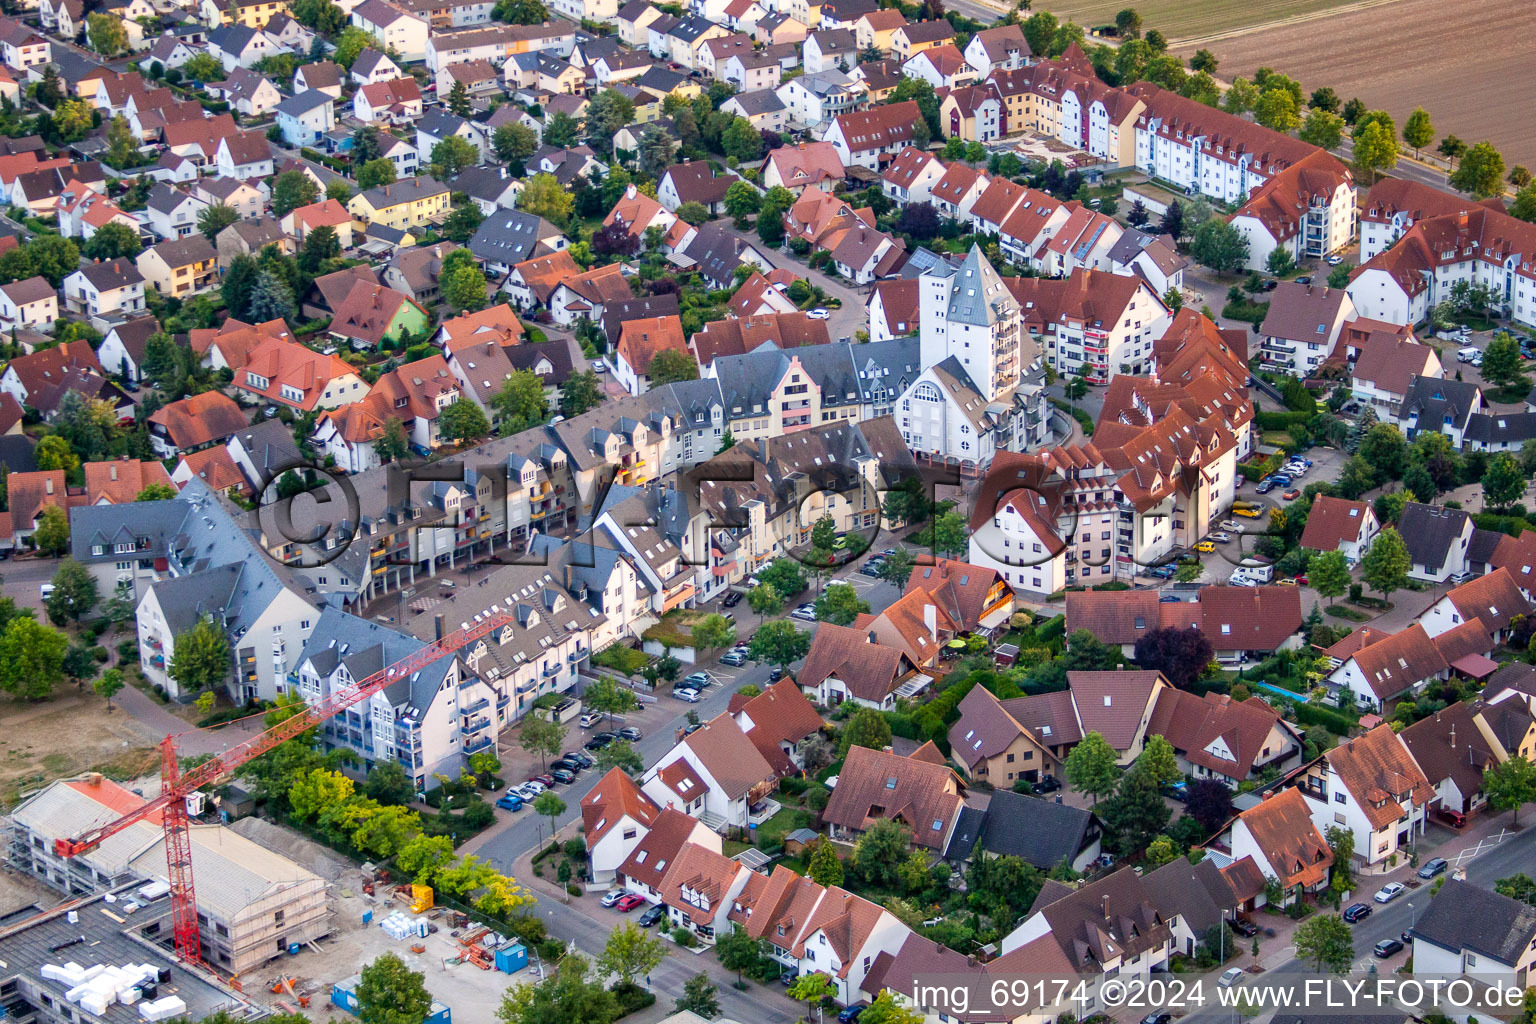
(1282, 488, 1301, 501)
(614, 894, 646, 912)
(528, 773, 555, 787)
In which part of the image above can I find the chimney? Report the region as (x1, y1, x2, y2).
(434, 613, 444, 641)
(110, 464, 118, 481)
(44, 478, 53, 494)
(868, 630, 877, 643)
(923, 601, 935, 636)
(1102, 895, 1110, 920)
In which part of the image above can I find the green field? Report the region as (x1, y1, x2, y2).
(1038, 0, 1362, 43)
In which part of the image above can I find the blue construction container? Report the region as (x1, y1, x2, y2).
(494, 944, 528, 975)
(333, 975, 448, 1024)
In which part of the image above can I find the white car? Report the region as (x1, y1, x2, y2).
(592, 359, 607, 372)
(1218, 968, 1246, 988)
(1373, 882, 1406, 904)
(676, 688, 701, 703)
(1325, 254, 1344, 265)
(807, 308, 830, 320)
(601, 889, 628, 907)
(518, 782, 546, 799)
(1220, 519, 1242, 532)
(790, 604, 817, 622)
(579, 712, 602, 728)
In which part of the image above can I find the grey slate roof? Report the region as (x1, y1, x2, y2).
(1398, 501, 1471, 574)
(944, 804, 985, 861)
(1141, 857, 1237, 936)
(977, 789, 1098, 869)
(0, 434, 35, 473)
(227, 418, 305, 490)
(1411, 878, 1536, 965)
(1465, 411, 1536, 446)
(711, 337, 919, 415)
(276, 89, 334, 117)
(297, 604, 452, 713)
(417, 108, 474, 142)
(1400, 374, 1481, 433)
(467, 208, 559, 267)
(936, 244, 1018, 328)
(726, 89, 786, 116)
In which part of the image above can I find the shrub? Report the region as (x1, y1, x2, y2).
(779, 776, 809, 796)
(92, 646, 109, 662)
(566, 884, 581, 896)
(538, 938, 565, 961)
(1290, 701, 1357, 735)
(672, 927, 696, 948)
(613, 983, 656, 1016)
(806, 785, 830, 812)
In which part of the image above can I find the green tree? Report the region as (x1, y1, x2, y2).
(357, 158, 398, 189)
(290, 767, 356, 821)
(559, 369, 603, 417)
(431, 136, 479, 179)
(747, 581, 783, 624)
(1294, 914, 1354, 974)
(87, 12, 128, 54)
(1439, 134, 1468, 166)
(584, 675, 641, 727)
(438, 399, 491, 442)
(248, 268, 295, 324)
(491, 370, 547, 432)
(84, 223, 142, 261)
(646, 349, 699, 385)
(722, 116, 762, 162)
(1352, 118, 1398, 179)
(931, 509, 967, 557)
(1358, 422, 1407, 479)
(95, 667, 125, 709)
(840, 706, 892, 756)
(198, 202, 239, 241)
(1100, 766, 1171, 857)
(1484, 453, 1527, 509)
(807, 839, 844, 887)
(1485, 755, 1536, 826)
(1064, 374, 1088, 405)
(1136, 734, 1181, 788)
(1190, 48, 1218, 73)
(1175, 560, 1203, 584)
(598, 921, 666, 989)
(748, 618, 810, 671)
(814, 582, 870, 626)
(1190, 218, 1249, 273)
(1496, 874, 1536, 907)
(518, 173, 573, 228)
(1254, 87, 1300, 132)
(690, 612, 737, 652)
(373, 417, 410, 464)
(271, 170, 321, 218)
(543, 111, 582, 148)
(1482, 331, 1527, 389)
(857, 992, 924, 1024)
(756, 204, 785, 247)
(441, 261, 489, 312)
(1512, 183, 1536, 223)
(1221, 77, 1259, 115)
(1450, 140, 1507, 199)
(1021, 10, 1058, 59)
(1299, 109, 1344, 150)
(1402, 107, 1433, 158)
(518, 713, 565, 769)
(1145, 835, 1180, 867)
(723, 180, 762, 222)
(1309, 550, 1351, 606)
(757, 558, 807, 597)
(596, 738, 643, 776)
(365, 760, 417, 806)
(1114, 7, 1142, 37)
(493, 123, 539, 164)
(675, 973, 719, 1019)
(45, 559, 98, 624)
(1327, 262, 1355, 288)
(1360, 527, 1410, 604)
(357, 953, 432, 1024)
(298, 225, 342, 274)
(34, 436, 78, 476)
(334, 27, 382, 68)
(638, 123, 677, 179)
(63, 642, 98, 689)
(1064, 730, 1120, 806)
(0, 617, 68, 699)
(876, 547, 917, 590)
(169, 614, 231, 695)
(33, 505, 70, 556)
(787, 972, 835, 1023)
(716, 927, 767, 985)
(446, 79, 472, 117)
(585, 89, 636, 148)
(533, 789, 566, 839)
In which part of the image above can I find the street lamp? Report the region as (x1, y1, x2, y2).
(1220, 907, 1230, 965)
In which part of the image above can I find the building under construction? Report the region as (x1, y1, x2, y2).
(7, 776, 330, 978)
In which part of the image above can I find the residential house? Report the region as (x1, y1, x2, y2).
(352, 76, 424, 124)
(0, 276, 56, 334)
(947, 683, 1060, 786)
(1256, 283, 1356, 378)
(963, 23, 1029, 76)
(1298, 495, 1380, 563)
(274, 90, 335, 147)
(640, 712, 777, 830)
(802, 28, 854, 74)
(207, 66, 282, 116)
(327, 280, 429, 351)
(822, 100, 917, 169)
(294, 59, 343, 95)
(798, 622, 922, 710)
(976, 789, 1101, 872)
(1411, 880, 1536, 989)
(215, 216, 291, 269)
(658, 161, 741, 217)
(135, 236, 218, 300)
(777, 69, 864, 130)
(1397, 375, 1484, 448)
(214, 130, 275, 181)
(1348, 323, 1442, 416)
(195, 177, 265, 221)
(614, 315, 691, 396)
(312, 355, 459, 471)
(469, 208, 567, 277)
(763, 140, 844, 194)
(853, 8, 904, 54)
(351, 0, 428, 60)
(1208, 787, 1333, 906)
(720, 89, 788, 133)
(1293, 724, 1432, 867)
(867, 277, 918, 342)
(94, 317, 158, 385)
(148, 390, 249, 458)
(282, 198, 355, 249)
(1420, 567, 1532, 645)
(1148, 688, 1303, 788)
(880, 146, 945, 207)
(350, 48, 401, 86)
(206, 24, 282, 70)
(582, 767, 663, 886)
(1400, 702, 1501, 824)
(62, 261, 146, 321)
(901, 43, 974, 91)
(348, 176, 452, 232)
(822, 743, 968, 855)
(233, 337, 369, 411)
(889, 18, 952, 61)
(1398, 500, 1475, 583)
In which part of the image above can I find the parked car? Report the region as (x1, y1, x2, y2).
(1163, 780, 1189, 802)
(807, 308, 830, 320)
(495, 793, 523, 811)
(838, 1007, 868, 1024)
(1343, 902, 1372, 923)
(1326, 254, 1344, 265)
(528, 773, 555, 787)
(579, 712, 602, 728)
(1218, 968, 1246, 988)
(566, 751, 595, 769)
(550, 757, 582, 773)
(1294, 276, 1311, 285)
(620, 726, 642, 741)
(592, 359, 607, 373)
(1373, 938, 1404, 958)
(1234, 507, 1263, 518)
(720, 649, 747, 666)
(601, 890, 628, 908)
(614, 895, 646, 912)
(790, 604, 817, 622)
(1439, 807, 1467, 828)
(683, 672, 710, 688)
(1195, 540, 1215, 553)
(1032, 776, 1062, 794)
(1210, 532, 1231, 543)
(768, 667, 784, 682)
(1231, 918, 1260, 938)
(1141, 1014, 1172, 1024)
(859, 562, 884, 577)
(517, 782, 545, 799)
(1255, 479, 1277, 494)
(1159, 595, 1183, 603)
(675, 688, 702, 703)
(1282, 489, 1301, 501)
(585, 732, 617, 749)
(1418, 857, 1448, 879)
(722, 590, 742, 608)
(550, 767, 576, 784)
(638, 904, 666, 928)
(1373, 882, 1406, 903)
(1145, 564, 1177, 579)
(1220, 519, 1242, 531)
(1234, 475, 1245, 487)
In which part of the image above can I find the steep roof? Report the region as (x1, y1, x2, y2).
(979, 789, 1096, 869)
(1440, 566, 1531, 638)
(798, 621, 916, 704)
(1230, 787, 1333, 890)
(1028, 866, 1171, 971)
(581, 767, 661, 848)
(1399, 703, 1497, 807)
(1198, 585, 1303, 652)
(1299, 495, 1375, 552)
(1398, 501, 1471, 573)
(1148, 689, 1291, 781)
(1413, 879, 1536, 965)
(617, 315, 690, 377)
(82, 459, 173, 505)
(821, 743, 965, 852)
(148, 390, 249, 449)
(1324, 724, 1433, 831)
(830, 100, 919, 153)
(905, 558, 1005, 632)
(1065, 670, 1163, 750)
(680, 713, 776, 800)
(616, 807, 697, 891)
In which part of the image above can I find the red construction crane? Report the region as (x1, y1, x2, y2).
(56, 610, 515, 969)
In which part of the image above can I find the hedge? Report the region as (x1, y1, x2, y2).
(1290, 701, 1358, 735)
(1256, 411, 1309, 431)
(1473, 512, 1536, 538)
(886, 711, 919, 740)
(1036, 613, 1066, 645)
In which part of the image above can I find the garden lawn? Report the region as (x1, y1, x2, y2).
(753, 807, 813, 850)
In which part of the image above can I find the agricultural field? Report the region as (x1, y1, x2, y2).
(1037, 0, 1366, 42)
(1179, 0, 1536, 168)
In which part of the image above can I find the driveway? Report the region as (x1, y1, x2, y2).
(719, 223, 866, 344)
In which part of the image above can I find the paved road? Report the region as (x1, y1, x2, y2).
(1180, 821, 1536, 1024)
(722, 224, 867, 345)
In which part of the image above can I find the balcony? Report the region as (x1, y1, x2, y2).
(541, 664, 561, 679)
(462, 697, 490, 714)
(463, 716, 490, 733)
(464, 734, 493, 755)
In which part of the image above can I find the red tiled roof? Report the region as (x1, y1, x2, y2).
(821, 743, 965, 852)
(1299, 495, 1376, 552)
(149, 390, 249, 449)
(82, 459, 173, 505)
(1325, 724, 1433, 831)
(581, 767, 660, 848)
(1231, 788, 1332, 890)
